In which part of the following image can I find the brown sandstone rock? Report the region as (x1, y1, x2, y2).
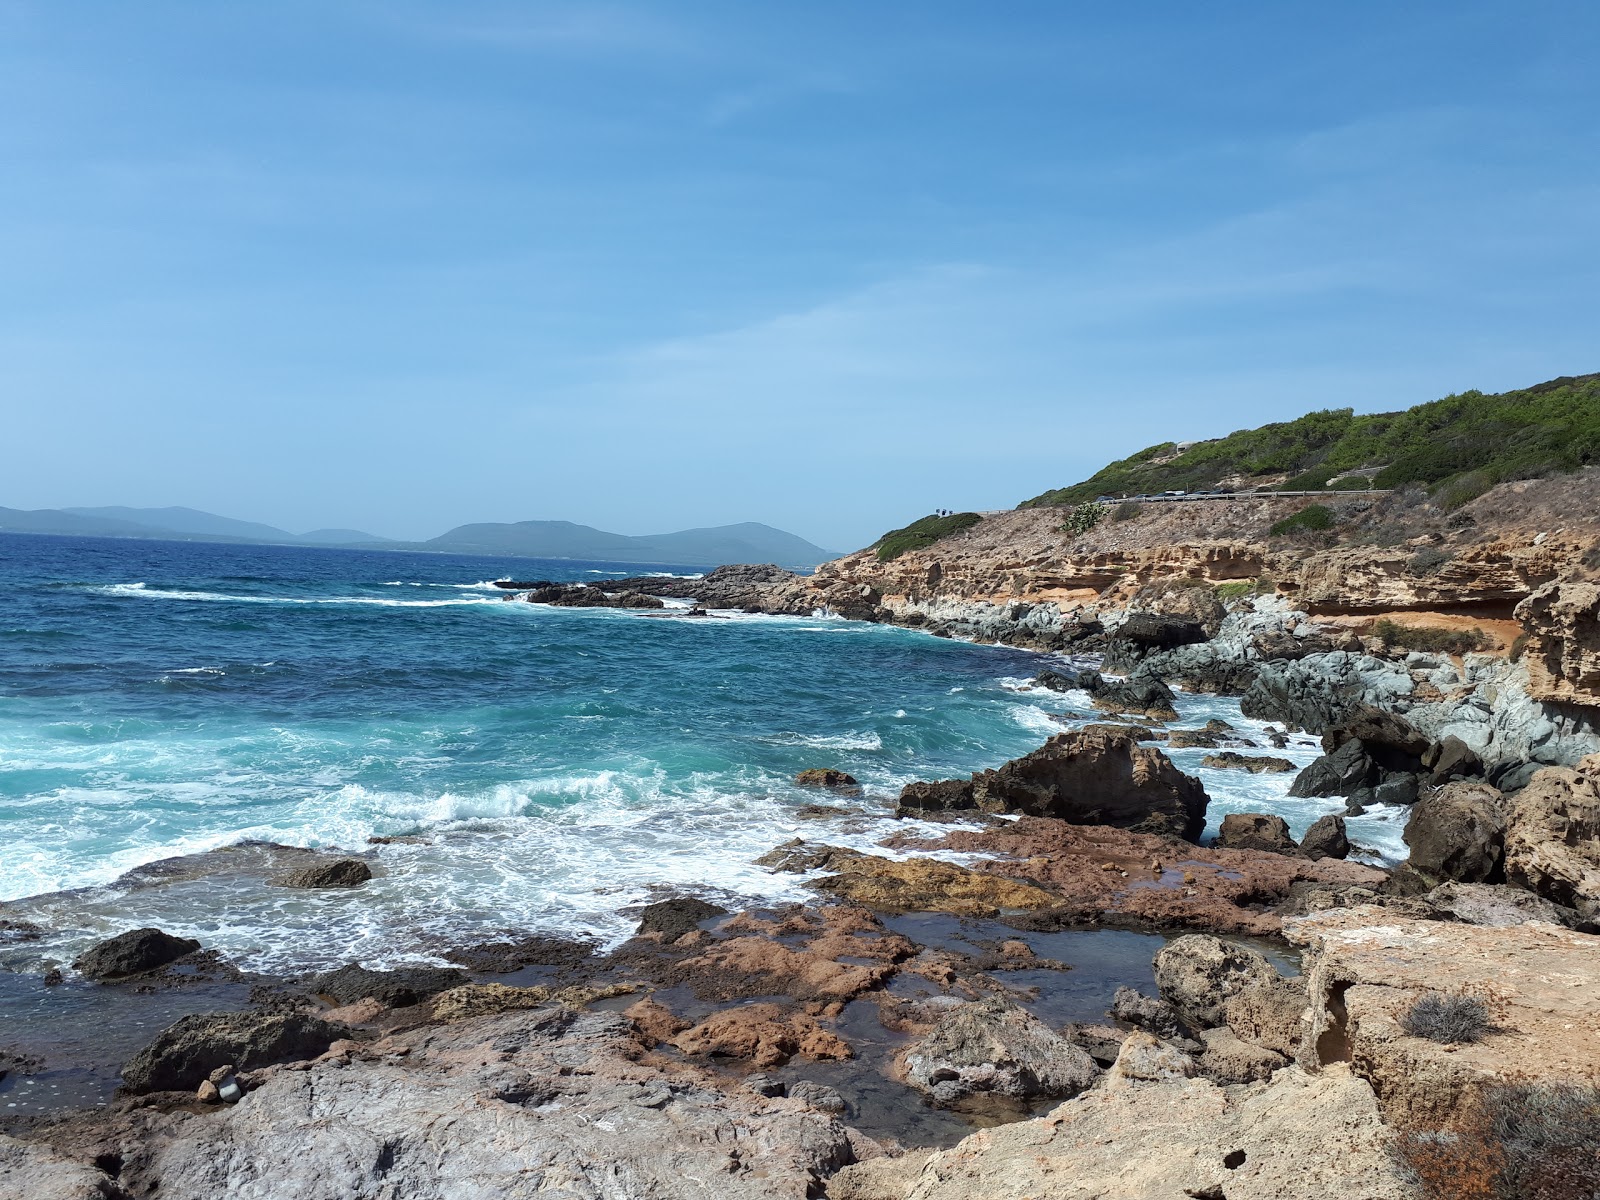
(1197, 1026, 1289, 1085)
(1515, 578, 1600, 706)
(1225, 976, 1308, 1057)
(1503, 755, 1600, 919)
(269, 857, 373, 889)
(794, 768, 858, 789)
(1402, 780, 1507, 885)
(624, 997, 691, 1044)
(670, 1003, 851, 1068)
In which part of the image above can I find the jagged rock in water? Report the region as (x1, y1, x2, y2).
(72, 927, 200, 980)
(901, 997, 1100, 1105)
(1089, 674, 1179, 721)
(634, 896, 729, 943)
(1300, 814, 1350, 861)
(1201, 751, 1295, 773)
(897, 728, 1207, 841)
(793, 768, 857, 789)
(270, 857, 373, 888)
(1422, 735, 1486, 786)
(1215, 813, 1301, 856)
(121, 1011, 348, 1094)
(1288, 739, 1380, 799)
(1402, 781, 1507, 885)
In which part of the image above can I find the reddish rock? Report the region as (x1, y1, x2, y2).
(670, 1003, 852, 1068)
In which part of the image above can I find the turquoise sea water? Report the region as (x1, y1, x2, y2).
(0, 533, 1404, 973)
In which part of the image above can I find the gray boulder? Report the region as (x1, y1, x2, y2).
(1288, 739, 1380, 798)
(1197, 1026, 1289, 1084)
(1108, 986, 1187, 1041)
(1153, 935, 1279, 1030)
(903, 997, 1100, 1105)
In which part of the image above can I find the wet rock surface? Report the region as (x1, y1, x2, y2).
(71, 929, 201, 982)
(268, 857, 373, 889)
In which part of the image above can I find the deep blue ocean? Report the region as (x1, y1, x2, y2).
(0, 532, 1401, 974)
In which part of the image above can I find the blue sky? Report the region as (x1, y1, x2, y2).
(4, 2, 1597, 550)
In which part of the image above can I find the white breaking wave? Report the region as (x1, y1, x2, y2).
(761, 730, 884, 752)
(97, 584, 503, 608)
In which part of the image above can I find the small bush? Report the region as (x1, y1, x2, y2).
(1435, 470, 1496, 510)
(1111, 500, 1142, 523)
(1372, 619, 1494, 656)
(1508, 633, 1530, 662)
(1061, 502, 1108, 537)
(1400, 993, 1490, 1043)
(874, 512, 983, 562)
(1214, 580, 1255, 601)
(1269, 504, 1335, 536)
(1408, 545, 1456, 574)
(1396, 1082, 1600, 1200)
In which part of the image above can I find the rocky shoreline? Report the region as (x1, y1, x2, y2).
(7, 478, 1600, 1198)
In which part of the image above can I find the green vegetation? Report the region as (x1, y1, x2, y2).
(1269, 504, 1335, 536)
(1020, 373, 1600, 508)
(1060, 502, 1108, 536)
(1371, 619, 1493, 656)
(874, 512, 982, 562)
(1213, 581, 1255, 601)
(1111, 500, 1142, 523)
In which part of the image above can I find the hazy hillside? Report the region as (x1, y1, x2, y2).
(424, 520, 837, 569)
(62, 506, 389, 544)
(1022, 372, 1600, 509)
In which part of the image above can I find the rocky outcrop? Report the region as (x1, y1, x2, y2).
(0, 1133, 122, 1200)
(888, 818, 1385, 936)
(110, 1009, 863, 1199)
(120, 1011, 348, 1094)
(794, 768, 858, 789)
(1516, 578, 1600, 707)
(901, 997, 1099, 1105)
(1288, 905, 1600, 1128)
(1201, 751, 1295, 773)
(72, 928, 200, 980)
(829, 1063, 1410, 1200)
(896, 729, 1208, 841)
(670, 1004, 852, 1068)
(1502, 755, 1600, 919)
(310, 963, 468, 1008)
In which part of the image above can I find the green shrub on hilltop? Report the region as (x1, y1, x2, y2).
(874, 512, 982, 562)
(1060, 502, 1108, 536)
(1020, 373, 1600, 508)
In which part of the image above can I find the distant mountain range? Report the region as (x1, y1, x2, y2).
(421, 520, 836, 569)
(0, 505, 838, 569)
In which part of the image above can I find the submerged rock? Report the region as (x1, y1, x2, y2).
(72, 927, 200, 980)
(121, 1011, 347, 1094)
(902, 997, 1099, 1105)
(670, 1003, 851, 1069)
(270, 857, 373, 889)
(808, 856, 1057, 918)
(634, 896, 729, 943)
